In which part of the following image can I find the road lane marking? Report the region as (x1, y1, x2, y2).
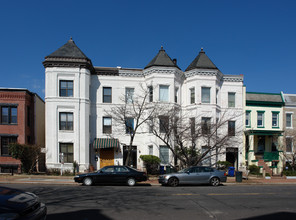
(207, 193, 276, 196)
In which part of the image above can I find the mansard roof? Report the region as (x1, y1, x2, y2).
(46, 38, 89, 59)
(283, 93, 296, 106)
(144, 46, 180, 70)
(185, 48, 218, 71)
(246, 92, 284, 106)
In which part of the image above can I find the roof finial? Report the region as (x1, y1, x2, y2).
(201, 47, 204, 52)
(160, 45, 164, 50)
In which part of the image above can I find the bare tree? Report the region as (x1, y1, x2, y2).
(149, 105, 243, 169)
(106, 83, 157, 166)
(282, 130, 296, 171)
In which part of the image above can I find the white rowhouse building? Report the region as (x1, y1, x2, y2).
(43, 39, 245, 172)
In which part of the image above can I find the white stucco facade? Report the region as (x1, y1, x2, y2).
(44, 40, 245, 172)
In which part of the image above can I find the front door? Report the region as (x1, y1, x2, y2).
(100, 149, 114, 168)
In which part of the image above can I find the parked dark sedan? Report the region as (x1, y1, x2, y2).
(74, 165, 147, 186)
(0, 186, 47, 220)
(158, 166, 227, 187)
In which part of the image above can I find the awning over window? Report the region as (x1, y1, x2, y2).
(93, 138, 120, 149)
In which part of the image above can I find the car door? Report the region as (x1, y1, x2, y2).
(114, 166, 130, 183)
(197, 167, 213, 183)
(184, 167, 206, 184)
(178, 168, 196, 184)
(95, 166, 115, 183)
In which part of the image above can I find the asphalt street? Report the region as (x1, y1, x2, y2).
(2, 183, 296, 220)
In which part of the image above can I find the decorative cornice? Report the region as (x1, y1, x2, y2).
(223, 75, 244, 82)
(43, 57, 95, 74)
(184, 69, 222, 79)
(119, 70, 144, 77)
(143, 67, 185, 80)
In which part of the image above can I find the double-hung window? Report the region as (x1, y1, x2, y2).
(228, 92, 235, 107)
(103, 117, 112, 134)
(1, 136, 17, 156)
(272, 112, 279, 128)
(148, 86, 153, 102)
(202, 117, 211, 134)
(59, 143, 73, 163)
(59, 112, 73, 130)
(202, 87, 211, 103)
(175, 87, 179, 103)
(228, 121, 235, 136)
(125, 118, 134, 134)
(60, 80, 73, 97)
(190, 88, 195, 104)
(257, 111, 264, 128)
(125, 88, 134, 103)
(190, 118, 195, 135)
(159, 85, 169, 102)
(286, 113, 292, 128)
(1, 106, 17, 124)
(103, 87, 112, 103)
(246, 111, 251, 127)
(159, 116, 169, 133)
(159, 146, 169, 164)
(148, 145, 153, 155)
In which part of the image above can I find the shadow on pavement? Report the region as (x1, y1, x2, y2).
(241, 211, 296, 220)
(47, 209, 112, 220)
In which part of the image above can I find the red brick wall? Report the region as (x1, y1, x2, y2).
(0, 90, 35, 172)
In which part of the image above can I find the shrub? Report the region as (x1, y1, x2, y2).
(140, 155, 161, 175)
(9, 143, 42, 174)
(248, 164, 260, 175)
(283, 170, 296, 176)
(46, 168, 60, 176)
(216, 161, 232, 170)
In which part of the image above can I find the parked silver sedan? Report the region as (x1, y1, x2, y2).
(158, 166, 227, 187)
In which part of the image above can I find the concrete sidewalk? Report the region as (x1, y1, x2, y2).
(1, 174, 296, 186)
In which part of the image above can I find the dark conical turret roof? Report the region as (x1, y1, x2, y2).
(185, 48, 217, 71)
(46, 37, 89, 59)
(43, 38, 94, 73)
(144, 46, 180, 70)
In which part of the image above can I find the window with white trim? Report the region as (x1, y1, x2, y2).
(159, 85, 169, 102)
(257, 112, 264, 127)
(201, 87, 211, 103)
(272, 112, 279, 128)
(286, 113, 292, 128)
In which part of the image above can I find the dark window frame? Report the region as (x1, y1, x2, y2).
(59, 80, 73, 97)
(59, 112, 73, 131)
(59, 143, 74, 163)
(228, 121, 235, 136)
(159, 116, 169, 133)
(1, 136, 17, 156)
(125, 117, 134, 134)
(1, 106, 17, 124)
(103, 87, 112, 103)
(103, 117, 112, 134)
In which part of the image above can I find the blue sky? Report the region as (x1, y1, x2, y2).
(1, 0, 295, 99)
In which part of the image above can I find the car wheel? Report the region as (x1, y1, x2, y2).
(83, 177, 93, 186)
(210, 177, 220, 186)
(127, 178, 136, 186)
(168, 177, 179, 187)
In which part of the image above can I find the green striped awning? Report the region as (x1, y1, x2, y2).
(93, 138, 120, 149)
